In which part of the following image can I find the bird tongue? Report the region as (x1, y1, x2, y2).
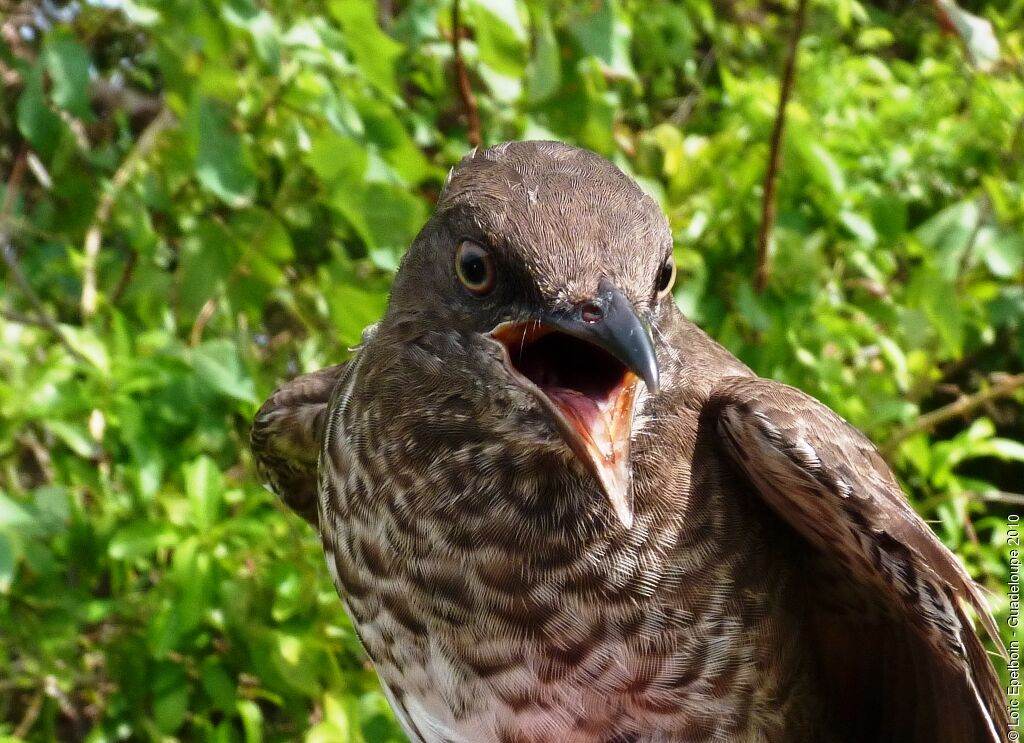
(542, 379, 638, 528)
(542, 387, 617, 460)
(487, 321, 640, 527)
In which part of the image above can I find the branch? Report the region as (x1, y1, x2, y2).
(971, 491, 1024, 507)
(755, 0, 809, 294)
(956, 195, 989, 286)
(0, 145, 86, 363)
(451, 0, 482, 148)
(13, 691, 43, 740)
(884, 373, 1024, 453)
(189, 296, 218, 347)
(81, 105, 175, 319)
(668, 49, 716, 127)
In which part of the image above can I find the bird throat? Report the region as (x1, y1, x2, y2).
(489, 321, 639, 527)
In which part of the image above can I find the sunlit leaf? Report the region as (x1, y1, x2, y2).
(42, 31, 92, 118)
(572, 0, 635, 79)
(330, 0, 403, 94)
(189, 339, 258, 404)
(193, 96, 257, 207)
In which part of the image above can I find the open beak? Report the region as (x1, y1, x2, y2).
(488, 279, 659, 528)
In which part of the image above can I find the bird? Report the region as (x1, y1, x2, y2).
(251, 140, 1009, 743)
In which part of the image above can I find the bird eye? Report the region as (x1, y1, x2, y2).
(655, 256, 676, 298)
(455, 240, 495, 295)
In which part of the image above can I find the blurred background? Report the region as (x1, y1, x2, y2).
(0, 0, 1022, 740)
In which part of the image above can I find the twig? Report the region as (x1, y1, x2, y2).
(956, 195, 990, 286)
(0, 235, 85, 362)
(451, 0, 481, 148)
(110, 249, 138, 306)
(755, 0, 809, 294)
(963, 509, 980, 546)
(13, 691, 43, 739)
(0, 145, 86, 362)
(190, 297, 218, 347)
(884, 373, 1024, 453)
(1, 307, 53, 327)
(1, 141, 26, 217)
(970, 491, 1024, 507)
(81, 105, 174, 319)
(668, 48, 717, 127)
(378, 0, 395, 28)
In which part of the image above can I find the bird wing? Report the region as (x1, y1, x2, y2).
(251, 362, 350, 526)
(707, 375, 1008, 743)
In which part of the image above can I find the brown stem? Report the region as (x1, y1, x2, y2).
(0, 145, 87, 362)
(972, 491, 1024, 507)
(13, 691, 43, 739)
(81, 105, 174, 319)
(110, 249, 138, 306)
(755, 0, 809, 294)
(451, 0, 482, 148)
(189, 297, 218, 347)
(884, 373, 1024, 453)
(956, 195, 989, 286)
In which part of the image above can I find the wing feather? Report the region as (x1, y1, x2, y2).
(251, 363, 349, 525)
(708, 376, 1008, 742)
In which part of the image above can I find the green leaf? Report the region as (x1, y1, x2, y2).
(526, 6, 561, 103)
(16, 65, 64, 160)
(471, 0, 528, 78)
(153, 662, 189, 733)
(326, 278, 390, 349)
(305, 133, 368, 185)
(193, 96, 257, 207)
(237, 700, 264, 743)
(735, 281, 772, 333)
(60, 325, 112, 372)
(798, 140, 846, 203)
(189, 339, 258, 404)
(183, 455, 225, 531)
(839, 210, 878, 247)
(306, 694, 352, 743)
(0, 492, 35, 531)
(330, 0, 403, 95)
(223, 0, 282, 70)
(177, 219, 239, 320)
(0, 532, 16, 593)
(46, 420, 97, 459)
(572, 0, 634, 79)
(108, 521, 176, 561)
(981, 230, 1024, 278)
(42, 31, 92, 118)
(271, 566, 305, 622)
(915, 200, 979, 281)
(230, 208, 294, 262)
(331, 182, 427, 265)
(973, 438, 1024, 462)
(200, 657, 238, 709)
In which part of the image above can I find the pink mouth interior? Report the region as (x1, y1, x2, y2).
(502, 330, 632, 453)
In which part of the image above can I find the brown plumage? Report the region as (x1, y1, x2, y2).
(252, 141, 1008, 742)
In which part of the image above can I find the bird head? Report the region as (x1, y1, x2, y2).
(384, 141, 676, 528)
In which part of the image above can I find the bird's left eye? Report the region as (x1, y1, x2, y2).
(655, 256, 676, 298)
(455, 240, 496, 295)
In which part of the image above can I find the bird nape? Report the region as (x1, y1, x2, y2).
(252, 140, 1008, 743)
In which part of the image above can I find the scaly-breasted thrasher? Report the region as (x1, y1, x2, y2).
(252, 141, 1008, 743)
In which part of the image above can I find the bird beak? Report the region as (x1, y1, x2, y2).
(488, 279, 659, 528)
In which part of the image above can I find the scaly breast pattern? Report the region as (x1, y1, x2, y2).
(316, 355, 821, 743)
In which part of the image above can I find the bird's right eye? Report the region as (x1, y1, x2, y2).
(455, 240, 496, 295)
(655, 255, 676, 299)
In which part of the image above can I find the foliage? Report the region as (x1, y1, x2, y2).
(0, 0, 1022, 740)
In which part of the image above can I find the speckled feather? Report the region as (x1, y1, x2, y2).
(252, 141, 1008, 743)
